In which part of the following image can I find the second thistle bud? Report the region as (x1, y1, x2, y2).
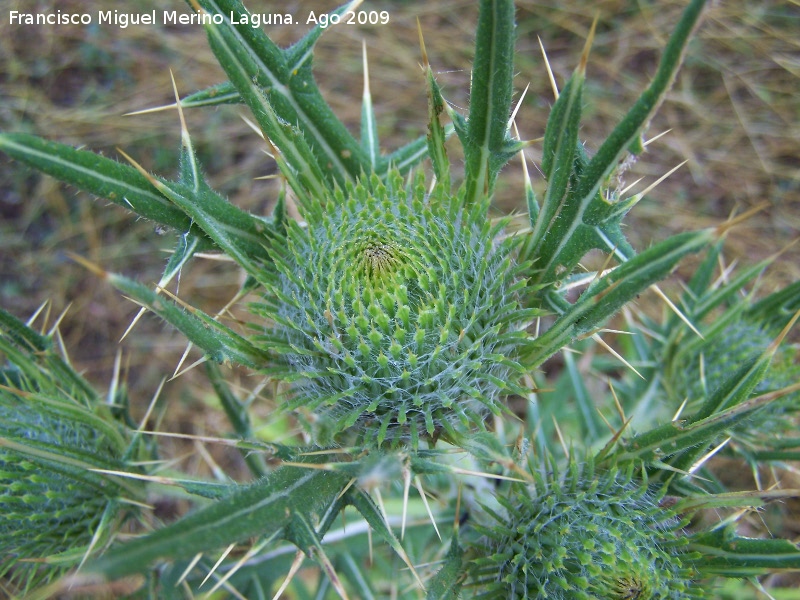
(0, 313, 140, 591)
(470, 460, 699, 599)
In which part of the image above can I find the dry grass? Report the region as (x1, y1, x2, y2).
(1, 0, 798, 588)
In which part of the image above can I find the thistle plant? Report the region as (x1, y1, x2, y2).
(1, 0, 800, 598)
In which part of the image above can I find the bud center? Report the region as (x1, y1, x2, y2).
(363, 242, 397, 275)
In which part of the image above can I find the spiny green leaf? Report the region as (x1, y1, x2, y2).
(88, 465, 350, 580)
(0, 133, 214, 250)
(178, 84, 441, 180)
(459, 431, 512, 465)
(167, 479, 236, 500)
(680, 241, 723, 308)
(383, 127, 454, 175)
(528, 229, 714, 368)
(461, 0, 517, 204)
(149, 176, 275, 280)
(284, 1, 362, 73)
(610, 382, 798, 467)
(0, 397, 128, 469)
(158, 234, 202, 292)
(194, 6, 328, 204)
(179, 81, 241, 108)
(104, 271, 269, 368)
(746, 450, 800, 462)
(0, 307, 49, 353)
(574, 0, 707, 206)
(526, 0, 708, 285)
(665, 331, 789, 476)
(426, 64, 451, 191)
(746, 279, 800, 331)
(361, 45, 380, 171)
(676, 489, 800, 514)
(691, 526, 800, 577)
(691, 348, 773, 422)
(662, 299, 753, 390)
(192, 0, 369, 190)
(0, 309, 98, 406)
(688, 258, 777, 324)
(535, 74, 583, 232)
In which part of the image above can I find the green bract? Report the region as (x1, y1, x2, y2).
(253, 172, 533, 446)
(472, 462, 699, 599)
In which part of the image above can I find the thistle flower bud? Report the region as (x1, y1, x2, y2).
(0, 327, 134, 590)
(672, 321, 773, 402)
(253, 172, 534, 447)
(471, 461, 698, 599)
(671, 320, 799, 428)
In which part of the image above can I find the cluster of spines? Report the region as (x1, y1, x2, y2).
(252, 172, 535, 446)
(470, 459, 700, 599)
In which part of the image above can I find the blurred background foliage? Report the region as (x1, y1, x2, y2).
(0, 1, 798, 591)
